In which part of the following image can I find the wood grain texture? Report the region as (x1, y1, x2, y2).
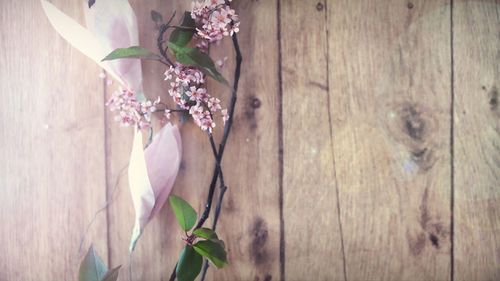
(280, 1, 346, 280)
(453, 2, 500, 280)
(327, 1, 452, 280)
(0, 0, 108, 280)
(1, 0, 500, 280)
(204, 0, 281, 280)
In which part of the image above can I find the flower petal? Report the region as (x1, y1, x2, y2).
(128, 128, 155, 251)
(127, 124, 182, 252)
(145, 123, 182, 222)
(82, 0, 143, 92)
(40, 0, 125, 86)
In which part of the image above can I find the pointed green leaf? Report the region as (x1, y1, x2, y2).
(193, 240, 228, 269)
(193, 228, 218, 241)
(99, 265, 121, 281)
(150, 10, 163, 23)
(169, 12, 195, 47)
(78, 245, 107, 281)
(169, 195, 197, 231)
(167, 42, 230, 88)
(176, 246, 203, 281)
(102, 46, 161, 61)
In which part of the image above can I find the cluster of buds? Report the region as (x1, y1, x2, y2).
(191, 0, 240, 45)
(106, 88, 160, 130)
(165, 63, 229, 133)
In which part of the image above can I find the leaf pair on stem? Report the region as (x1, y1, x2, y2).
(169, 195, 228, 281)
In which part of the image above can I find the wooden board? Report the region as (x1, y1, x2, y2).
(280, 1, 346, 280)
(453, 1, 500, 280)
(204, 1, 281, 280)
(1, 0, 500, 280)
(327, 1, 452, 280)
(0, 0, 108, 280)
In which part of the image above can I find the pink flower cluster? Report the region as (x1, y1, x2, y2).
(105, 1, 236, 132)
(191, 0, 240, 44)
(165, 63, 229, 133)
(106, 88, 160, 130)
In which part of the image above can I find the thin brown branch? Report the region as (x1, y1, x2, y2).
(167, 4, 241, 279)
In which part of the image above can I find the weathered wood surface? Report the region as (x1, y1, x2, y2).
(0, 1, 108, 280)
(327, 1, 453, 280)
(1, 0, 498, 280)
(281, 1, 345, 280)
(453, 2, 500, 280)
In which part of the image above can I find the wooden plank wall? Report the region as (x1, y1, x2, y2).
(454, 2, 500, 280)
(0, 1, 108, 280)
(326, 1, 453, 280)
(0, 0, 498, 280)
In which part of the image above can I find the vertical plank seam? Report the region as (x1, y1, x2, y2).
(277, 0, 285, 280)
(324, 1, 347, 280)
(449, 1, 455, 281)
(103, 72, 112, 267)
(496, 0, 499, 20)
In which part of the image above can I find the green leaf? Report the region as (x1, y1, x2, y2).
(150, 10, 163, 23)
(135, 92, 147, 102)
(169, 11, 195, 47)
(169, 12, 195, 46)
(169, 195, 197, 231)
(102, 46, 160, 62)
(193, 240, 228, 269)
(193, 228, 225, 248)
(99, 266, 121, 281)
(78, 245, 107, 281)
(193, 228, 218, 241)
(167, 42, 230, 88)
(176, 246, 203, 281)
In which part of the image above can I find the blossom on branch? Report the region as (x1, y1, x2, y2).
(191, 0, 240, 44)
(164, 63, 228, 133)
(106, 88, 160, 130)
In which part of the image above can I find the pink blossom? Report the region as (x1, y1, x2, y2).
(139, 100, 156, 115)
(164, 109, 171, 119)
(163, 62, 227, 131)
(161, 1, 238, 132)
(105, 88, 160, 129)
(189, 103, 204, 118)
(190, 0, 240, 44)
(221, 108, 229, 124)
(208, 97, 221, 111)
(164, 66, 174, 80)
(200, 117, 216, 133)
